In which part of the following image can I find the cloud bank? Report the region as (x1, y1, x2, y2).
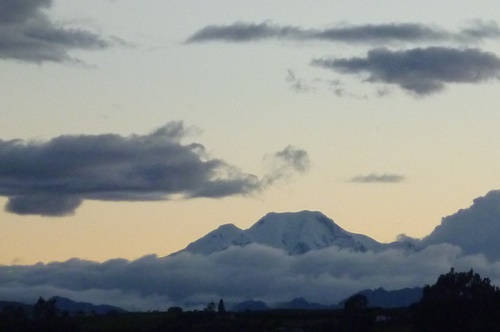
(2, 244, 499, 311)
(0, 122, 309, 216)
(312, 47, 500, 95)
(186, 21, 500, 44)
(0, 0, 112, 63)
(420, 190, 500, 261)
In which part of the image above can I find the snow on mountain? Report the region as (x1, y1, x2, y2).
(183, 223, 251, 255)
(245, 211, 366, 254)
(179, 210, 393, 255)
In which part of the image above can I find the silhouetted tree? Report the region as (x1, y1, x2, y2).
(205, 301, 216, 313)
(217, 299, 226, 313)
(34, 297, 57, 320)
(342, 294, 374, 331)
(417, 268, 500, 331)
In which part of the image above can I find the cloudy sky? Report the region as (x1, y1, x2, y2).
(2, 0, 500, 309)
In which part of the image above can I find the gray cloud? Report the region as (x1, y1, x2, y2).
(1, 243, 499, 311)
(0, 122, 309, 216)
(420, 190, 500, 261)
(186, 21, 500, 44)
(312, 47, 500, 95)
(273, 145, 310, 173)
(0, 0, 112, 63)
(349, 173, 405, 183)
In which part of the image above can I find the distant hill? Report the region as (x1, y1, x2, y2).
(231, 287, 422, 311)
(231, 300, 270, 312)
(340, 287, 423, 308)
(0, 297, 126, 316)
(0, 301, 33, 315)
(275, 297, 337, 310)
(50, 296, 127, 315)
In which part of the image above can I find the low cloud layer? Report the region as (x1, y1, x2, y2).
(349, 173, 405, 183)
(0, 0, 112, 63)
(0, 122, 309, 216)
(1, 244, 500, 311)
(186, 21, 500, 44)
(312, 47, 500, 95)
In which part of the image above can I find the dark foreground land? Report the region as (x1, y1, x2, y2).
(0, 306, 415, 332)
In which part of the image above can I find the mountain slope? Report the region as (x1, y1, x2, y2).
(50, 296, 126, 314)
(339, 287, 423, 308)
(179, 210, 391, 255)
(183, 223, 250, 255)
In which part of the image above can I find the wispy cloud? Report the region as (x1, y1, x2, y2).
(0, 0, 115, 63)
(186, 21, 500, 44)
(286, 69, 314, 93)
(313, 47, 500, 95)
(262, 145, 310, 187)
(349, 173, 405, 183)
(0, 122, 309, 216)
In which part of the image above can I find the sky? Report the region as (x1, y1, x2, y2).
(2, 0, 500, 309)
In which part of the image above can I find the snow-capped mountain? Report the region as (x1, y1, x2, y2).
(180, 210, 402, 255)
(182, 223, 251, 254)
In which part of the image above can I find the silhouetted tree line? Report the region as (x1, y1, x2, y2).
(416, 268, 500, 331)
(0, 297, 78, 332)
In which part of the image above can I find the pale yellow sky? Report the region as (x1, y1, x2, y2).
(1, 0, 500, 265)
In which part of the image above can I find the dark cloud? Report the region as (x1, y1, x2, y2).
(0, 0, 112, 63)
(312, 47, 500, 95)
(1, 243, 499, 311)
(186, 22, 300, 43)
(186, 21, 500, 44)
(349, 173, 405, 183)
(421, 190, 500, 261)
(5, 195, 83, 216)
(0, 122, 309, 216)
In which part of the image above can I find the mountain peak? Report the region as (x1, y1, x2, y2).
(247, 210, 365, 254)
(179, 210, 381, 255)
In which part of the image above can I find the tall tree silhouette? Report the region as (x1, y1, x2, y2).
(217, 299, 226, 313)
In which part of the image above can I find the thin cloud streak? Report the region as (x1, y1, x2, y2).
(0, 123, 309, 216)
(349, 173, 405, 183)
(186, 21, 500, 44)
(312, 47, 500, 95)
(0, 0, 114, 63)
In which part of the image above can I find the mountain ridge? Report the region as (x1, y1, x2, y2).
(178, 210, 410, 256)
